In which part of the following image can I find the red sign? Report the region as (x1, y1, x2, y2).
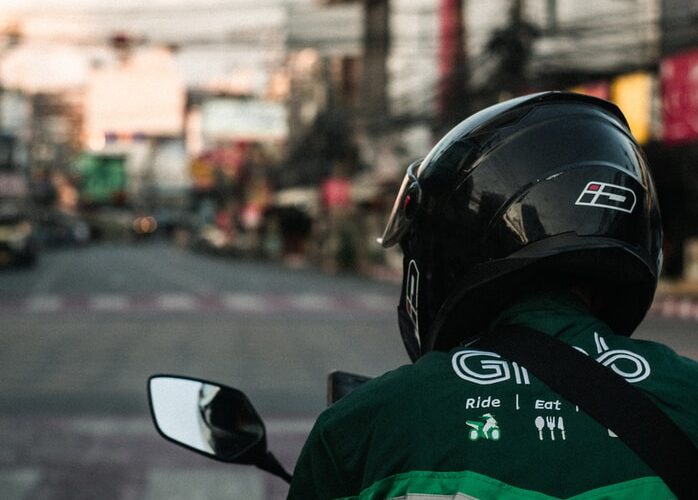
(661, 49, 698, 144)
(322, 177, 351, 209)
(437, 0, 466, 121)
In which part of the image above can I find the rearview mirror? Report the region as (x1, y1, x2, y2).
(147, 375, 292, 482)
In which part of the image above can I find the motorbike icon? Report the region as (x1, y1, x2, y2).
(466, 413, 500, 441)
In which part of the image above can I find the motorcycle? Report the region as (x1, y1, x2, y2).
(147, 371, 371, 483)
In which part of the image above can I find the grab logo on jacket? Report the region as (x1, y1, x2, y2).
(452, 332, 651, 385)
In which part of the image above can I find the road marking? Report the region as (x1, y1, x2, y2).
(157, 294, 199, 311)
(7, 292, 396, 315)
(649, 295, 698, 322)
(222, 293, 271, 312)
(11, 293, 697, 319)
(352, 293, 395, 311)
(289, 293, 337, 311)
(91, 294, 130, 311)
(678, 298, 693, 319)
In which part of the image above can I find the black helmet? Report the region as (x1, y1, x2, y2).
(380, 91, 663, 362)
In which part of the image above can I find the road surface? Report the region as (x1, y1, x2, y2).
(0, 242, 695, 499)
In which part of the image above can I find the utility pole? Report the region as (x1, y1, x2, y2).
(438, 0, 468, 131)
(360, 0, 390, 129)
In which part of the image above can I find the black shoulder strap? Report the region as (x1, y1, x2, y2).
(473, 324, 698, 499)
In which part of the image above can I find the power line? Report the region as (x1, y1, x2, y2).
(6, 0, 297, 17)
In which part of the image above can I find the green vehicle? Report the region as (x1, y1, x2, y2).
(466, 413, 500, 441)
(75, 152, 128, 207)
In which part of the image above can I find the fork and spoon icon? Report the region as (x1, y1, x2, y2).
(535, 416, 566, 440)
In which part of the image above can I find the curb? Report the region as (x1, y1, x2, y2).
(650, 294, 698, 321)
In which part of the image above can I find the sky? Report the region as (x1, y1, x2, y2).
(0, 0, 302, 44)
(0, 0, 313, 91)
(0, 0, 302, 10)
(0, 0, 437, 100)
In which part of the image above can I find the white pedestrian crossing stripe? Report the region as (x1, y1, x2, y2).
(90, 294, 130, 311)
(289, 293, 337, 311)
(157, 294, 199, 311)
(222, 293, 270, 312)
(10, 293, 683, 319)
(10, 292, 396, 315)
(352, 293, 396, 311)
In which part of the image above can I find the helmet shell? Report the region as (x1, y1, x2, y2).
(383, 92, 663, 361)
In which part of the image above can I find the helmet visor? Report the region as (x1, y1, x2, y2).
(378, 160, 422, 247)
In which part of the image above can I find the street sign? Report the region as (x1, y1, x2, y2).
(661, 49, 698, 144)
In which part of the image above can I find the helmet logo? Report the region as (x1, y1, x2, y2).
(405, 260, 420, 341)
(575, 181, 637, 214)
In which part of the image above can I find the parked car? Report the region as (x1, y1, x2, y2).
(0, 206, 37, 267)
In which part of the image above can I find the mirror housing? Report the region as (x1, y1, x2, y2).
(147, 375, 292, 482)
(327, 370, 371, 405)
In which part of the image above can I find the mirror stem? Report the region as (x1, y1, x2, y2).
(257, 451, 293, 484)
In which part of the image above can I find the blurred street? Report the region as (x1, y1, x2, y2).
(0, 241, 405, 499)
(0, 1, 697, 497)
(0, 242, 696, 499)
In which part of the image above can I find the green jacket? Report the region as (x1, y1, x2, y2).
(288, 293, 698, 499)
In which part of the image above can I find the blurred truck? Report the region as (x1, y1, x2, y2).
(74, 150, 131, 240)
(75, 140, 190, 241)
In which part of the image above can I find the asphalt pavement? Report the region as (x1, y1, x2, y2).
(0, 241, 695, 500)
(0, 242, 405, 500)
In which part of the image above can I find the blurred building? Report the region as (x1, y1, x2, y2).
(0, 89, 30, 170)
(329, 0, 698, 279)
(30, 92, 82, 176)
(2, 0, 698, 278)
(81, 47, 189, 210)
